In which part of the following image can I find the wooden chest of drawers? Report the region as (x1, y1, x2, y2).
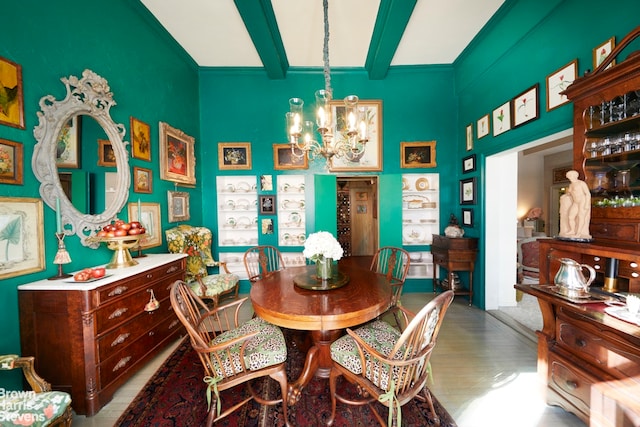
(431, 234, 478, 305)
(18, 254, 186, 416)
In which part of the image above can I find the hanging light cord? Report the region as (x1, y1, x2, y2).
(322, 0, 332, 100)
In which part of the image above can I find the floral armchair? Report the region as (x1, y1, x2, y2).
(166, 225, 239, 306)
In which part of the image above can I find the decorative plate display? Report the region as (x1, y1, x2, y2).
(415, 177, 430, 191)
(605, 306, 640, 326)
(403, 226, 426, 243)
(235, 199, 250, 210)
(225, 199, 236, 210)
(236, 181, 252, 192)
(225, 183, 235, 192)
(225, 217, 237, 228)
(236, 216, 252, 228)
(402, 178, 409, 190)
(282, 199, 304, 209)
(297, 234, 306, 244)
(287, 211, 302, 226)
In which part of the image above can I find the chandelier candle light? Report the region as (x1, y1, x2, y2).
(303, 231, 344, 281)
(286, 0, 369, 167)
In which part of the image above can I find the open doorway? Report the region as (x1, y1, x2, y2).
(336, 176, 379, 256)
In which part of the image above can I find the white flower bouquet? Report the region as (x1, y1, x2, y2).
(303, 231, 343, 262)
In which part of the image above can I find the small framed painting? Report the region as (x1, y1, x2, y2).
(462, 154, 476, 174)
(465, 124, 473, 151)
(273, 143, 308, 170)
(260, 195, 277, 215)
(476, 114, 490, 139)
(462, 208, 474, 227)
(56, 116, 82, 168)
(0, 138, 23, 185)
(98, 139, 116, 167)
(127, 202, 162, 249)
(593, 36, 615, 70)
(0, 197, 45, 279)
(460, 177, 476, 205)
(130, 117, 151, 161)
(167, 191, 190, 223)
(133, 166, 152, 193)
(400, 141, 436, 168)
(492, 101, 511, 136)
(0, 56, 25, 129)
(546, 60, 578, 111)
(160, 122, 196, 186)
(219, 142, 252, 170)
(512, 84, 539, 128)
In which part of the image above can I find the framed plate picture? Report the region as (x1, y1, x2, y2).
(512, 84, 539, 128)
(492, 101, 511, 136)
(219, 142, 252, 170)
(460, 177, 476, 205)
(0, 56, 25, 129)
(159, 122, 196, 186)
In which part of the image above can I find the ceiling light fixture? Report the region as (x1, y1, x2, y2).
(286, 0, 369, 167)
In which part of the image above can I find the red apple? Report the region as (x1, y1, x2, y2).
(118, 222, 132, 231)
(91, 267, 106, 279)
(106, 231, 115, 238)
(74, 271, 90, 282)
(97, 230, 108, 237)
(129, 221, 141, 229)
(114, 229, 128, 237)
(139, 227, 146, 234)
(128, 228, 142, 235)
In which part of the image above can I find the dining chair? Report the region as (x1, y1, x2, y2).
(166, 225, 239, 306)
(328, 290, 455, 427)
(243, 245, 286, 282)
(0, 354, 73, 426)
(170, 280, 290, 427)
(370, 246, 411, 306)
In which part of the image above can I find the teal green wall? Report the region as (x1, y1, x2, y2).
(454, 0, 640, 307)
(1, 1, 199, 388)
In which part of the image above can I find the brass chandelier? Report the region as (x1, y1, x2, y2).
(286, 0, 369, 167)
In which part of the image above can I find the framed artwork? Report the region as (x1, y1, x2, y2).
(0, 197, 45, 279)
(273, 143, 308, 170)
(462, 154, 476, 174)
(329, 99, 383, 172)
(0, 56, 25, 129)
(260, 175, 273, 191)
(400, 141, 436, 168)
(218, 142, 252, 170)
(553, 166, 572, 184)
(0, 138, 23, 185)
(97, 139, 116, 167)
(477, 114, 490, 139)
(128, 202, 162, 249)
(492, 101, 511, 136)
(462, 208, 474, 227)
(546, 60, 578, 111)
(356, 191, 368, 201)
(167, 191, 190, 222)
(160, 122, 196, 186)
(466, 124, 473, 151)
(56, 116, 81, 168)
(593, 36, 615, 70)
(261, 218, 274, 235)
(259, 195, 276, 215)
(512, 84, 539, 128)
(130, 117, 151, 161)
(460, 177, 476, 205)
(133, 166, 152, 193)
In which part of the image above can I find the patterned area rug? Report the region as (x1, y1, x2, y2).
(117, 331, 457, 426)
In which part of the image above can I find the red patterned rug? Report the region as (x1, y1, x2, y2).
(117, 331, 457, 426)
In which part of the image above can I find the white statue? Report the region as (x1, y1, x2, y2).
(559, 170, 592, 240)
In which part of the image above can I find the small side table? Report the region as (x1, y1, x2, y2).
(431, 234, 478, 306)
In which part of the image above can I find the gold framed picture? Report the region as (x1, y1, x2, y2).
(218, 142, 252, 170)
(0, 56, 25, 129)
(131, 117, 151, 161)
(0, 197, 45, 279)
(400, 141, 436, 168)
(168, 191, 190, 222)
(127, 202, 162, 249)
(56, 116, 81, 169)
(159, 122, 196, 186)
(97, 139, 116, 167)
(273, 143, 308, 170)
(133, 166, 152, 193)
(0, 138, 23, 185)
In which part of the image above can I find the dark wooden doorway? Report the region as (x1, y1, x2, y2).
(336, 177, 379, 256)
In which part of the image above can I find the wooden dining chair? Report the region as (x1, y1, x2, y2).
(0, 355, 73, 426)
(169, 280, 290, 427)
(370, 246, 411, 306)
(243, 245, 285, 282)
(328, 290, 454, 427)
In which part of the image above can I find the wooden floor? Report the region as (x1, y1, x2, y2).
(72, 293, 585, 427)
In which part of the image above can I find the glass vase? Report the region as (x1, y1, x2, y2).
(316, 257, 333, 281)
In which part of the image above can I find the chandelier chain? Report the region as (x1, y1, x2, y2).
(322, 0, 332, 100)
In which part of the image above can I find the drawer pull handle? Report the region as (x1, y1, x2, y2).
(594, 256, 600, 261)
(148, 331, 154, 337)
(169, 320, 179, 329)
(113, 356, 131, 372)
(108, 286, 128, 297)
(166, 265, 179, 274)
(108, 307, 128, 319)
(631, 262, 638, 268)
(633, 272, 639, 278)
(565, 380, 578, 390)
(575, 339, 586, 348)
(111, 333, 130, 347)
(146, 273, 153, 279)
(594, 265, 601, 270)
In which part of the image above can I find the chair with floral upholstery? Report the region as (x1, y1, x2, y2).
(328, 290, 454, 427)
(0, 354, 73, 426)
(166, 225, 239, 306)
(170, 280, 290, 426)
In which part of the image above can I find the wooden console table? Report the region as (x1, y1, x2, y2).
(431, 234, 478, 305)
(18, 253, 186, 416)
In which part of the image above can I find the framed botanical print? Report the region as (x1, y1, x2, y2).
(259, 195, 276, 215)
(273, 143, 308, 170)
(460, 177, 476, 205)
(0, 138, 23, 185)
(167, 191, 190, 222)
(476, 114, 490, 139)
(462, 208, 474, 227)
(0, 197, 45, 279)
(512, 84, 539, 128)
(329, 99, 382, 171)
(219, 142, 252, 170)
(127, 202, 161, 249)
(492, 101, 511, 136)
(0, 56, 25, 129)
(56, 116, 81, 168)
(466, 124, 473, 151)
(400, 141, 436, 168)
(462, 154, 476, 174)
(98, 139, 116, 167)
(593, 36, 615, 70)
(546, 60, 577, 111)
(159, 122, 196, 186)
(130, 117, 151, 161)
(133, 166, 152, 193)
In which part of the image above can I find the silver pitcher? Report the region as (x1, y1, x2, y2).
(554, 258, 596, 296)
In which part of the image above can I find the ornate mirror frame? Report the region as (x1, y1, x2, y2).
(32, 69, 131, 247)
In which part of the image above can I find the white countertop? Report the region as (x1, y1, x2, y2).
(18, 253, 187, 291)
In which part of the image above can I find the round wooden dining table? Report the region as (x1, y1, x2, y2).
(250, 256, 393, 403)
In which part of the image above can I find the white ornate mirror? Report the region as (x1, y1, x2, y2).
(32, 69, 131, 247)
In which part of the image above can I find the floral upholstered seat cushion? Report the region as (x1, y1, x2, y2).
(190, 273, 239, 298)
(0, 390, 71, 427)
(210, 317, 287, 377)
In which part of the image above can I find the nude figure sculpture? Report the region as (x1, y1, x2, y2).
(558, 170, 592, 240)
